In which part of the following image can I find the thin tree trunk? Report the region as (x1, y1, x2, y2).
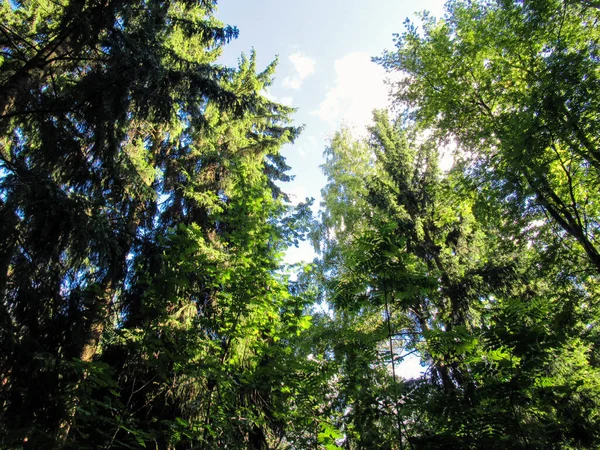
(58, 200, 144, 443)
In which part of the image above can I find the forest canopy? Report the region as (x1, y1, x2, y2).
(1, 0, 600, 449)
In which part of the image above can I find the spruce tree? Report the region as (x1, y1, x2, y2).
(0, 2, 306, 447)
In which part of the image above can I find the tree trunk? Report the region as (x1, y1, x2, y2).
(58, 200, 144, 443)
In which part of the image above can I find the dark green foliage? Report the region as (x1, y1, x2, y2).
(0, 1, 311, 448)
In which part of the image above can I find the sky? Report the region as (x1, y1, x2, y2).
(216, 0, 446, 263)
(215, 0, 447, 378)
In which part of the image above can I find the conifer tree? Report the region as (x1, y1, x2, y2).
(0, 1, 308, 447)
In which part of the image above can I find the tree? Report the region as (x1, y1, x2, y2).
(4, 0, 600, 448)
(313, 110, 600, 448)
(377, 0, 600, 274)
(0, 2, 308, 447)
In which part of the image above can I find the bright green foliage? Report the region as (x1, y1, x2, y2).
(377, 0, 600, 273)
(316, 128, 375, 258)
(312, 107, 600, 448)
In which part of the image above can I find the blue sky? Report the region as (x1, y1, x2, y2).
(216, 1, 447, 377)
(216, 0, 446, 263)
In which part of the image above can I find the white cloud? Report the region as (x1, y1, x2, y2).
(289, 52, 316, 79)
(262, 89, 294, 107)
(313, 52, 393, 133)
(282, 77, 302, 90)
(279, 96, 294, 106)
(282, 52, 316, 90)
